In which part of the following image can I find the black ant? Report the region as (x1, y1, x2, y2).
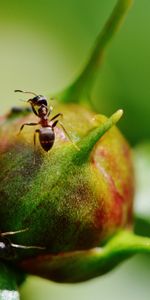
(15, 90, 79, 152)
(0, 228, 45, 260)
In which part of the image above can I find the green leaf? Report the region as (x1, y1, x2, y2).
(56, 0, 133, 104)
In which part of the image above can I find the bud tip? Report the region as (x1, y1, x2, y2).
(111, 109, 123, 125)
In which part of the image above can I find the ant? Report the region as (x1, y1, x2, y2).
(15, 90, 79, 152)
(0, 228, 45, 260)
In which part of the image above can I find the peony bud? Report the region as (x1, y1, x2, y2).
(0, 103, 134, 282)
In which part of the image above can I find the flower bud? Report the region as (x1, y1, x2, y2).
(0, 103, 134, 281)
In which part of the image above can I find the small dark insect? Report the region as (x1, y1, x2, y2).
(15, 90, 79, 152)
(0, 228, 45, 260)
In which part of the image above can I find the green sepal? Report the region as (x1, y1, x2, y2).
(20, 229, 150, 283)
(74, 109, 123, 163)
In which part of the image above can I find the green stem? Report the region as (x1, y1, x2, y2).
(0, 262, 19, 299)
(57, 0, 133, 104)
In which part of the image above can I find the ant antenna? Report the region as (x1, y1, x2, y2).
(14, 90, 37, 96)
(1, 228, 28, 237)
(19, 99, 27, 103)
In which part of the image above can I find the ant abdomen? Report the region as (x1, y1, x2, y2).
(39, 127, 55, 152)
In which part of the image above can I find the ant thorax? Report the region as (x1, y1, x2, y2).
(38, 105, 48, 118)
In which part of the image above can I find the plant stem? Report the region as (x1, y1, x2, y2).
(57, 0, 133, 104)
(0, 263, 19, 299)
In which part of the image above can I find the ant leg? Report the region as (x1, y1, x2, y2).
(34, 129, 40, 149)
(33, 129, 40, 163)
(10, 243, 45, 250)
(18, 122, 39, 134)
(34, 129, 39, 151)
(50, 113, 63, 122)
(52, 120, 80, 151)
(52, 120, 59, 128)
(47, 106, 53, 117)
(59, 121, 80, 151)
(30, 104, 39, 117)
(1, 228, 45, 250)
(1, 228, 28, 237)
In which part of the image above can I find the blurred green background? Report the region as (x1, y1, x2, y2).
(0, 0, 150, 299)
(1, 0, 150, 145)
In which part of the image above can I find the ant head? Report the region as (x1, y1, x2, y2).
(27, 95, 40, 105)
(14, 90, 48, 107)
(28, 95, 48, 107)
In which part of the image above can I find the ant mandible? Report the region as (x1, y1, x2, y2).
(0, 228, 45, 260)
(15, 90, 79, 152)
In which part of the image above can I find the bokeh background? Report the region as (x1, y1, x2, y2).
(0, 0, 150, 299)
